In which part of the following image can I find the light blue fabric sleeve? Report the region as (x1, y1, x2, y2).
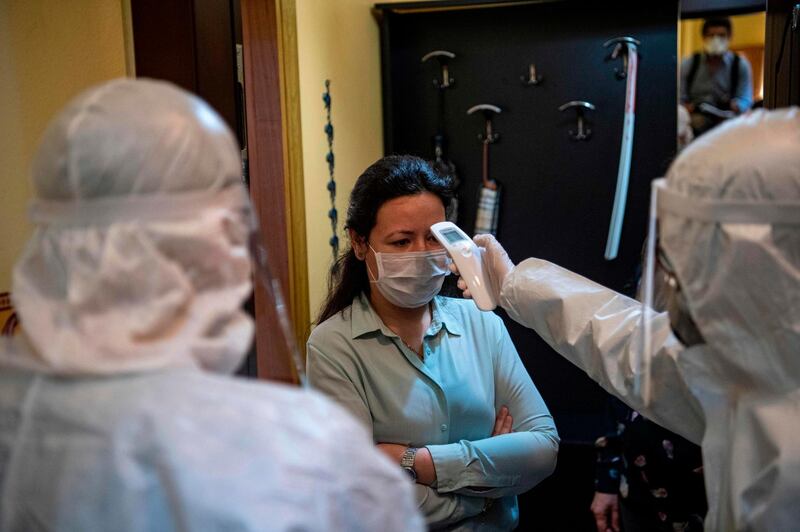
(679, 55, 692, 103)
(732, 54, 753, 111)
(413, 485, 487, 529)
(307, 341, 488, 527)
(426, 315, 559, 498)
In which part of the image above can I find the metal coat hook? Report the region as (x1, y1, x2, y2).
(558, 100, 595, 141)
(421, 50, 456, 89)
(467, 104, 501, 143)
(521, 63, 544, 86)
(604, 36, 641, 80)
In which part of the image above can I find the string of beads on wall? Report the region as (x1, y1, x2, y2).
(323, 80, 338, 260)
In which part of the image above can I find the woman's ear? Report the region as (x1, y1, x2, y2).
(350, 228, 368, 261)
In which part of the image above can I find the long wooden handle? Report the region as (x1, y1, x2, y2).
(481, 140, 498, 190)
(482, 141, 489, 185)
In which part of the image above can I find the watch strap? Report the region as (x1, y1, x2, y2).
(400, 447, 418, 469)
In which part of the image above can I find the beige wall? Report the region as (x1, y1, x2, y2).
(679, 12, 765, 56)
(297, 0, 422, 321)
(0, 0, 129, 293)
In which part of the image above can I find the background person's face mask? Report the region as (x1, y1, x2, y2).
(367, 245, 451, 308)
(704, 35, 729, 56)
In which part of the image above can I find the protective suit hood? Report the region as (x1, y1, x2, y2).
(657, 108, 800, 530)
(4, 78, 253, 376)
(660, 108, 800, 394)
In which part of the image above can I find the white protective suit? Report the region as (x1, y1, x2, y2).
(0, 79, 422, 531)
(475, 109, 800, 531)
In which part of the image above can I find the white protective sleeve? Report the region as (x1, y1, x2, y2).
(499, 258, 705, 444)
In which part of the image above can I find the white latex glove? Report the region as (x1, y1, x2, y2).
(449, 233, 515, 304)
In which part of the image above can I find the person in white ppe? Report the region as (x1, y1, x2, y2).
(454, 108, 800, 531)
(0, 78, 422, 532)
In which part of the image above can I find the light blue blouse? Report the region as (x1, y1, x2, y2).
(307, 293, 559, 530)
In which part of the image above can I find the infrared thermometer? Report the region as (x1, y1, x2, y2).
(431, 221, 497, 311)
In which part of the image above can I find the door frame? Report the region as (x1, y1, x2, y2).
(241, 0, 310, 383)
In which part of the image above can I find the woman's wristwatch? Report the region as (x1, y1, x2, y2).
(400, 447, 418, 481)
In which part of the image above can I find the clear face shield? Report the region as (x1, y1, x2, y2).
(636, 175, 800, 406)
(637, 179, 662, 406)
(637, 178, 705, 405)
(209, 187, 308, 385)
(25, 184, 307, 383)
(246, 211, 308, 387)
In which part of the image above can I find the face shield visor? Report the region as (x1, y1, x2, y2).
(17, 184, 306, 384)
(247, 211, 308, 387)
(636, 177, 800, 406)
(151, 191, 309, 386)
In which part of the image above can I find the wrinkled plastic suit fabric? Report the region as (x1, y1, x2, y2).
(0, 79, 423, 531)
(7, 78, 252, 375)
(500, 109, 800, 531)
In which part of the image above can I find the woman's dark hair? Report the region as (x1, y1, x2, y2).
(315, 155, 454, 324)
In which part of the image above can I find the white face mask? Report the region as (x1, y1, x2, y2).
(366, 245, 451, 308)
(704, 35, 729, 56)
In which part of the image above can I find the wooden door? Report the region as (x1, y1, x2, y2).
(765, 0, 800, 107)
(130, 0, 309, 382)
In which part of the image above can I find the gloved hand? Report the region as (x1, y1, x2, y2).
(450, 233, 515, 304)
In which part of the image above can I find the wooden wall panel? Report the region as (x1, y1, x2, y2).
(130, 0, 239, 132)
(193, 0, 239, 133)
(764, 0, 800, 107)
(131, 0, 197, 90)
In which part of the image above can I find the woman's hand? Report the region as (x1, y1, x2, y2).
(376, 443, 437, 486)
(590, 492, 620, 532)
(492, 405, 514, 436)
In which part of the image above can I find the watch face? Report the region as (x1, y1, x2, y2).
(402, 466, 417, 482)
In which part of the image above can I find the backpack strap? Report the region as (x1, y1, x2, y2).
(686, 52, 702, 97)
(730, 52, 741, 97)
